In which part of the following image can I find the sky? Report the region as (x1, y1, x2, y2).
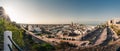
(0, 0, 120, 24)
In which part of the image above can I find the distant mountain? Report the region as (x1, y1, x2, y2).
(0, 7, 11, 21)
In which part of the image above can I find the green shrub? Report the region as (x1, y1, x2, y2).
(0, 18, 24, 47)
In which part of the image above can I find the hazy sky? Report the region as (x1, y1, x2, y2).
(0, 0, 120, 24)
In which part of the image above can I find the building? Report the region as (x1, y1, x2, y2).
(28, 25, 34, 31)
(107, 18, 120, 29)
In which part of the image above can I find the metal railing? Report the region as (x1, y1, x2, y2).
(7, 36, 23, 51)
(4, 31, 23, 51)
(8, 44, 12, 51)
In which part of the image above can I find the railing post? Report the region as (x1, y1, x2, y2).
(4, 31, 12, 51)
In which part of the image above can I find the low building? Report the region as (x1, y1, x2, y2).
(28, 25, 34, 31)
(107, 18, 120, 29)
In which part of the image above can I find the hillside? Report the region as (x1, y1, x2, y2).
(0, 6, 24, 50)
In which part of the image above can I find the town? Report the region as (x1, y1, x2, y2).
(19, 19, 120, 48)
(1, 0, 120, 51)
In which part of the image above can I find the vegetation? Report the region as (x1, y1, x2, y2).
(0, 17, 25, 50)
(32, 43, 55, 51)
(23, 34, 55, 51)
(77, 44, 118, 51)
(55, 41, 77, 50)
(55, 43, 118, 51)
(1, 16, 119, 51)
(110, 25, 120, 35)
(0, 16, 56, 51)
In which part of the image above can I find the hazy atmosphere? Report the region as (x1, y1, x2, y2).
(0, 0, 120, 24)
(1, 0, 120, 51)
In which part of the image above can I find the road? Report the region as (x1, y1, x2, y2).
(100, 27, 114, 46)
(20, 25, 90, 47)
(82, 28, 103, 42)
(94, 28, 107, 45)
(94, 26, 118, 46)
(21, 25, 119, 47)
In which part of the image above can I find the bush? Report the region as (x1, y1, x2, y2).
(0, 18, 24, 47)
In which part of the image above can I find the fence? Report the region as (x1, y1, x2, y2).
(4, 31, 23, 51)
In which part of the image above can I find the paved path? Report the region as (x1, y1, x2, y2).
(94, 28, 107, 45)
(82, 28, 103, 42)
